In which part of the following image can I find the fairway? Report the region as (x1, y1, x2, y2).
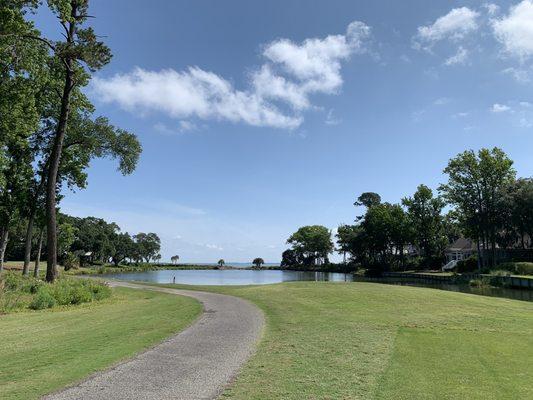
(0, 287, 201, 400)
(161, 281, 533, 400)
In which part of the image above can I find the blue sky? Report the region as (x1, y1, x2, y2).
(35, 1, 533, 262)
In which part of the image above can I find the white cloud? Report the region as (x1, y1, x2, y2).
(483, 3, 500, 16)
(92, 21, 371, 130)
(492, 0, 533, 60)
(491, 103, 512, 112)
(414, 7, 480, 48)
(445, 46, 469, 65)
(205, 244, 224, 251)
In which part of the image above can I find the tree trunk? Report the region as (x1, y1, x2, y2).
(34, 229, 44, 278)
(22, 209, 35, 276)
(0, 228, 9, 273)
(46, 63, 74, 282)
(476, 239, 482, 272)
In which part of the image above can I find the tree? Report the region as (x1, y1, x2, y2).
(11, 0, 113, 281)
(402, 184, 447, 265)
(280, 249, 301, 267)
(336, 224, 362, 263)
(109, 232, 135, 266)
(0, 1, 47, 271)
(354, 192, 381, 209)
(287, 225, 334, 265)
(361, 202, 413, 269)
(505, 178, 533, 248)
(217, 259, 225, 268)
(134, 233, 161, 263)
(252, 257, 265, 269)
(171, 255, 180, 264)
(439, 148, 516, 268)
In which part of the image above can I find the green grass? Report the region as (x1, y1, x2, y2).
(0, 287, 202, 400)
(159, 281, 533, 400)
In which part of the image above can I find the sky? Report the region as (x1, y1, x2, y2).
(33, 0, 533, 263)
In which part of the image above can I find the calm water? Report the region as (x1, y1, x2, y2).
(354, 277, 533, 302)
(104, 269, 533, 302)
(104, 269, 353, 286)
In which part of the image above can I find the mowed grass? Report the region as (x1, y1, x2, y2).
(162, 281, 533, 400)
(0, 287, 201, 400)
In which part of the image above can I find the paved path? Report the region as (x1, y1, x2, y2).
(43, 281, 264, 400)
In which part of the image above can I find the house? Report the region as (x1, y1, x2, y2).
(444, 238, 476, 263)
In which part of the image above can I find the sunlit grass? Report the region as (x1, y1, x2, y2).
(0, 287, 201, 400)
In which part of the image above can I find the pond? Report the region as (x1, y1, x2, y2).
(102, 269, 533, 302)
(353, 277, 533, 302)
(103, 269, 353, 286)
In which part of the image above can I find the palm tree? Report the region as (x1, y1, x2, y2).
(252, 257, 265, 269)
(217, 259, 225, 268)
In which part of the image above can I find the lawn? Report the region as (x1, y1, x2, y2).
(160, 281, 533, 400)
(0, 287, 201, 400)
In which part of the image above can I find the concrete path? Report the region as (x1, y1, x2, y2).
(43, 281, 264, 400)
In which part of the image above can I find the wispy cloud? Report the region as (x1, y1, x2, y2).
(491, 103, 512, 113)
(413, 7, 479, 50)
(92, 21, 372, 130)
(325, 109, 342, 125)
(445, 46, 469, 66)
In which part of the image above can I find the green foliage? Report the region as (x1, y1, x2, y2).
(287, 225, 333, 266)
(29, 288, 56, 310)
(133, 232, 161, 263)
(497, 262, 533, 276)
(354, 192, 381, 209)
(0, 272, 110, 312)
(456, 256, 478, 273)
(252, 257, 265, 268)
(440, 148, 516, 268)
(402, 184, 447, 263)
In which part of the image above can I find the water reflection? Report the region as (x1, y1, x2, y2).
(104, 269, 353, 286)
(102, 269, 532, 302)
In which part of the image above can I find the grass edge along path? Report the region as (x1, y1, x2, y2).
(0, 286, 202, 400)
(152, 280, 533, 400)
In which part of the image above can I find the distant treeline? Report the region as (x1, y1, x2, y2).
(5, 213, 161, 272)
(281, 148, 533, 273)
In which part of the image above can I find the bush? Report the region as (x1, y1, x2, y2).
(514, 262, 533, 276)
(47, 278, 111, 306)
(0, 272, 111, 312)
(62, 252, 79, 271)
(30, 288, 57, 310)
(456, 256, 478, 273)
(495, 262, 533, 276)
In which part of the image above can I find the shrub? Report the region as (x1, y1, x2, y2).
(62, 252, 79, 271)
(514, 262, 533, 276)
(1, 273, 112, 312)
(30, 288, 56, 310)
(496, 262, 533, 276)
(456, 256, 478, 273)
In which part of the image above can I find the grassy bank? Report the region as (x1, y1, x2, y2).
(0, 287, 201, 400)
(159, 281, 533, 399)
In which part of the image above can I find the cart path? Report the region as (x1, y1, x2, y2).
(43, 281, 264, 400)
